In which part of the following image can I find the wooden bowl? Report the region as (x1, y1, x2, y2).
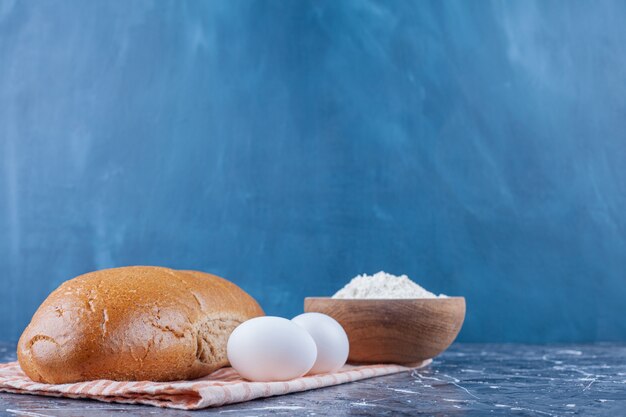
(304, 297, 465, 365)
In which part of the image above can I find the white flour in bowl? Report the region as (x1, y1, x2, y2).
(332, 271, 446, 299)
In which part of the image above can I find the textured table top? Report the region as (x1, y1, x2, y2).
(0, 342, 624, 416)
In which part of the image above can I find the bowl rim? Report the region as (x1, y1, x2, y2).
(305, 296, 465, 301)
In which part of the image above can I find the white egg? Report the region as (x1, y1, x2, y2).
(227, 316, 317, 381)
(292, 312, 349, 374)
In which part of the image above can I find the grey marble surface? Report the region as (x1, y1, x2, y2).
(0, 342, 624, 416)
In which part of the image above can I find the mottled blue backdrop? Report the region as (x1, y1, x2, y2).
(1, 1, 625, 342)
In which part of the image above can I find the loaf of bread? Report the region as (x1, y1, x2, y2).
(17, 266, 264, 383)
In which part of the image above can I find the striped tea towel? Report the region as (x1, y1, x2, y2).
(0, 360, 430, 410)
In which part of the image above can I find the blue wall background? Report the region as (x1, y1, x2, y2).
(1, 0, 625, 343)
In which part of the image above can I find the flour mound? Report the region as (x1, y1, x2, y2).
(332, 271, 446, 299)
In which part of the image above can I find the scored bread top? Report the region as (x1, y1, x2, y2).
(17, 266, 264, 383)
